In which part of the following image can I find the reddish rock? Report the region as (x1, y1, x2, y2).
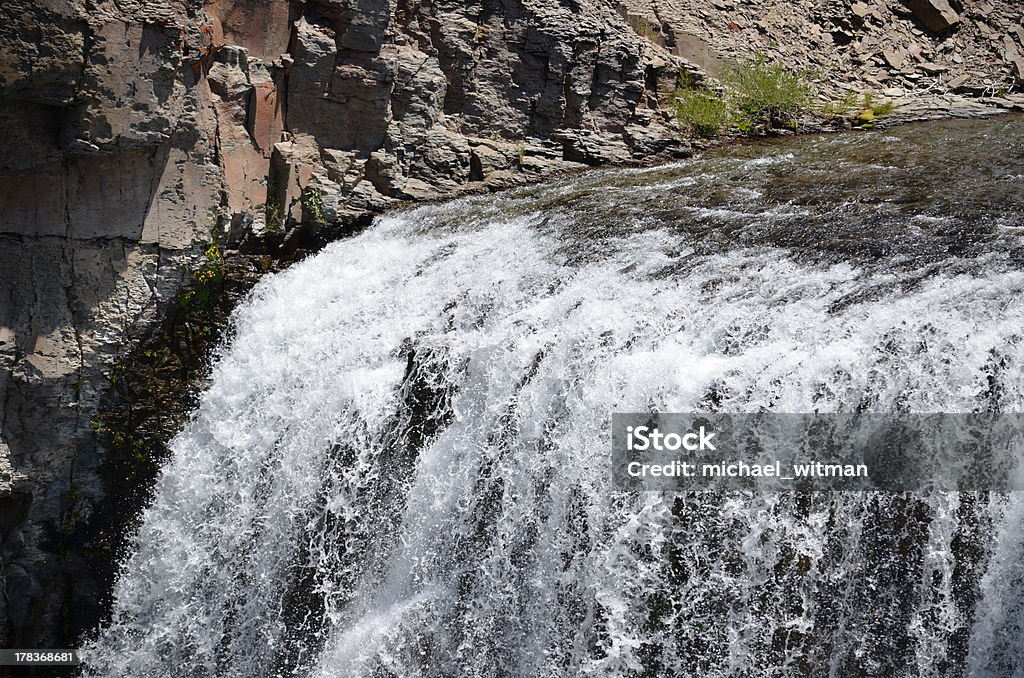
(249, 76, 284, 157)
(205, 0, 293, 61)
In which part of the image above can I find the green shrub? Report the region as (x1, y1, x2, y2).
(721, 55, 815, 128)
(179, 241, 224, 310)
(671, 87, 731, 137)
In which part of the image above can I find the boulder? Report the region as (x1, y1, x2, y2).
(906, 0, 961, 32)
(1004, 37, 1024, 84)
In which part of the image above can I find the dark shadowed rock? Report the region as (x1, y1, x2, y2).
(907, 0, 961, 32)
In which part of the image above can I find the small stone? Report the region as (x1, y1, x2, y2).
(883, 48, 906, 69)
(946, 74, 971, 90)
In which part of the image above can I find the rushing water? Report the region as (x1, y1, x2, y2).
(83, 117, 1024, 677)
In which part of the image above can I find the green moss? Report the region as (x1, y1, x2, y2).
(853, 94, 897, 127)
(854, 108, 875, 127)
(827, 92, 897, 126)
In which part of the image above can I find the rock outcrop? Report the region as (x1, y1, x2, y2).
(619, 0, 1024, 98)
(0, 0, 1022, 657)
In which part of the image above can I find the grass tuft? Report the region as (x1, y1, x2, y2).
(670, 87, 731, 138)
(721, 55, 816, 129)
(826, 92, 897, 125)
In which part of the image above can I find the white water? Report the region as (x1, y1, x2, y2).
(83, 141, 1024, 676)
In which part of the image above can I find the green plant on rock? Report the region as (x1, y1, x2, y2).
(721, 55, 815, 130)
(515, 144, 526, 169)
(854, 93, 897, 127)
(179, 241, 224, 310)
(192, 242, 224, 287)
(670, 86, 731, 138)
(125, 437, 148, 482)
(264, 197, 282, 234)
(301, 184, 327, 225)
(824, 90, 859, 118)
(863, 93, 895, 115)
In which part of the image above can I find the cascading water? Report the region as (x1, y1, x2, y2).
(82, 117, 1024, 677)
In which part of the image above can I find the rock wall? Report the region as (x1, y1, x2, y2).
(0, 0, 689, 654)
(0, 0, 224, 654)
(0, 0, 1021, 655)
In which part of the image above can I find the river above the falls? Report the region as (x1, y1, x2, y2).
(83, 115, 1024, 677)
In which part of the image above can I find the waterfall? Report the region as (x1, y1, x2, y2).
(82, 121, 1024, 677)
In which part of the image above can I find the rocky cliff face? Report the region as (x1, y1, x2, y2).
(0, 0, 689, 653)
(0, 0, 1022, 655)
